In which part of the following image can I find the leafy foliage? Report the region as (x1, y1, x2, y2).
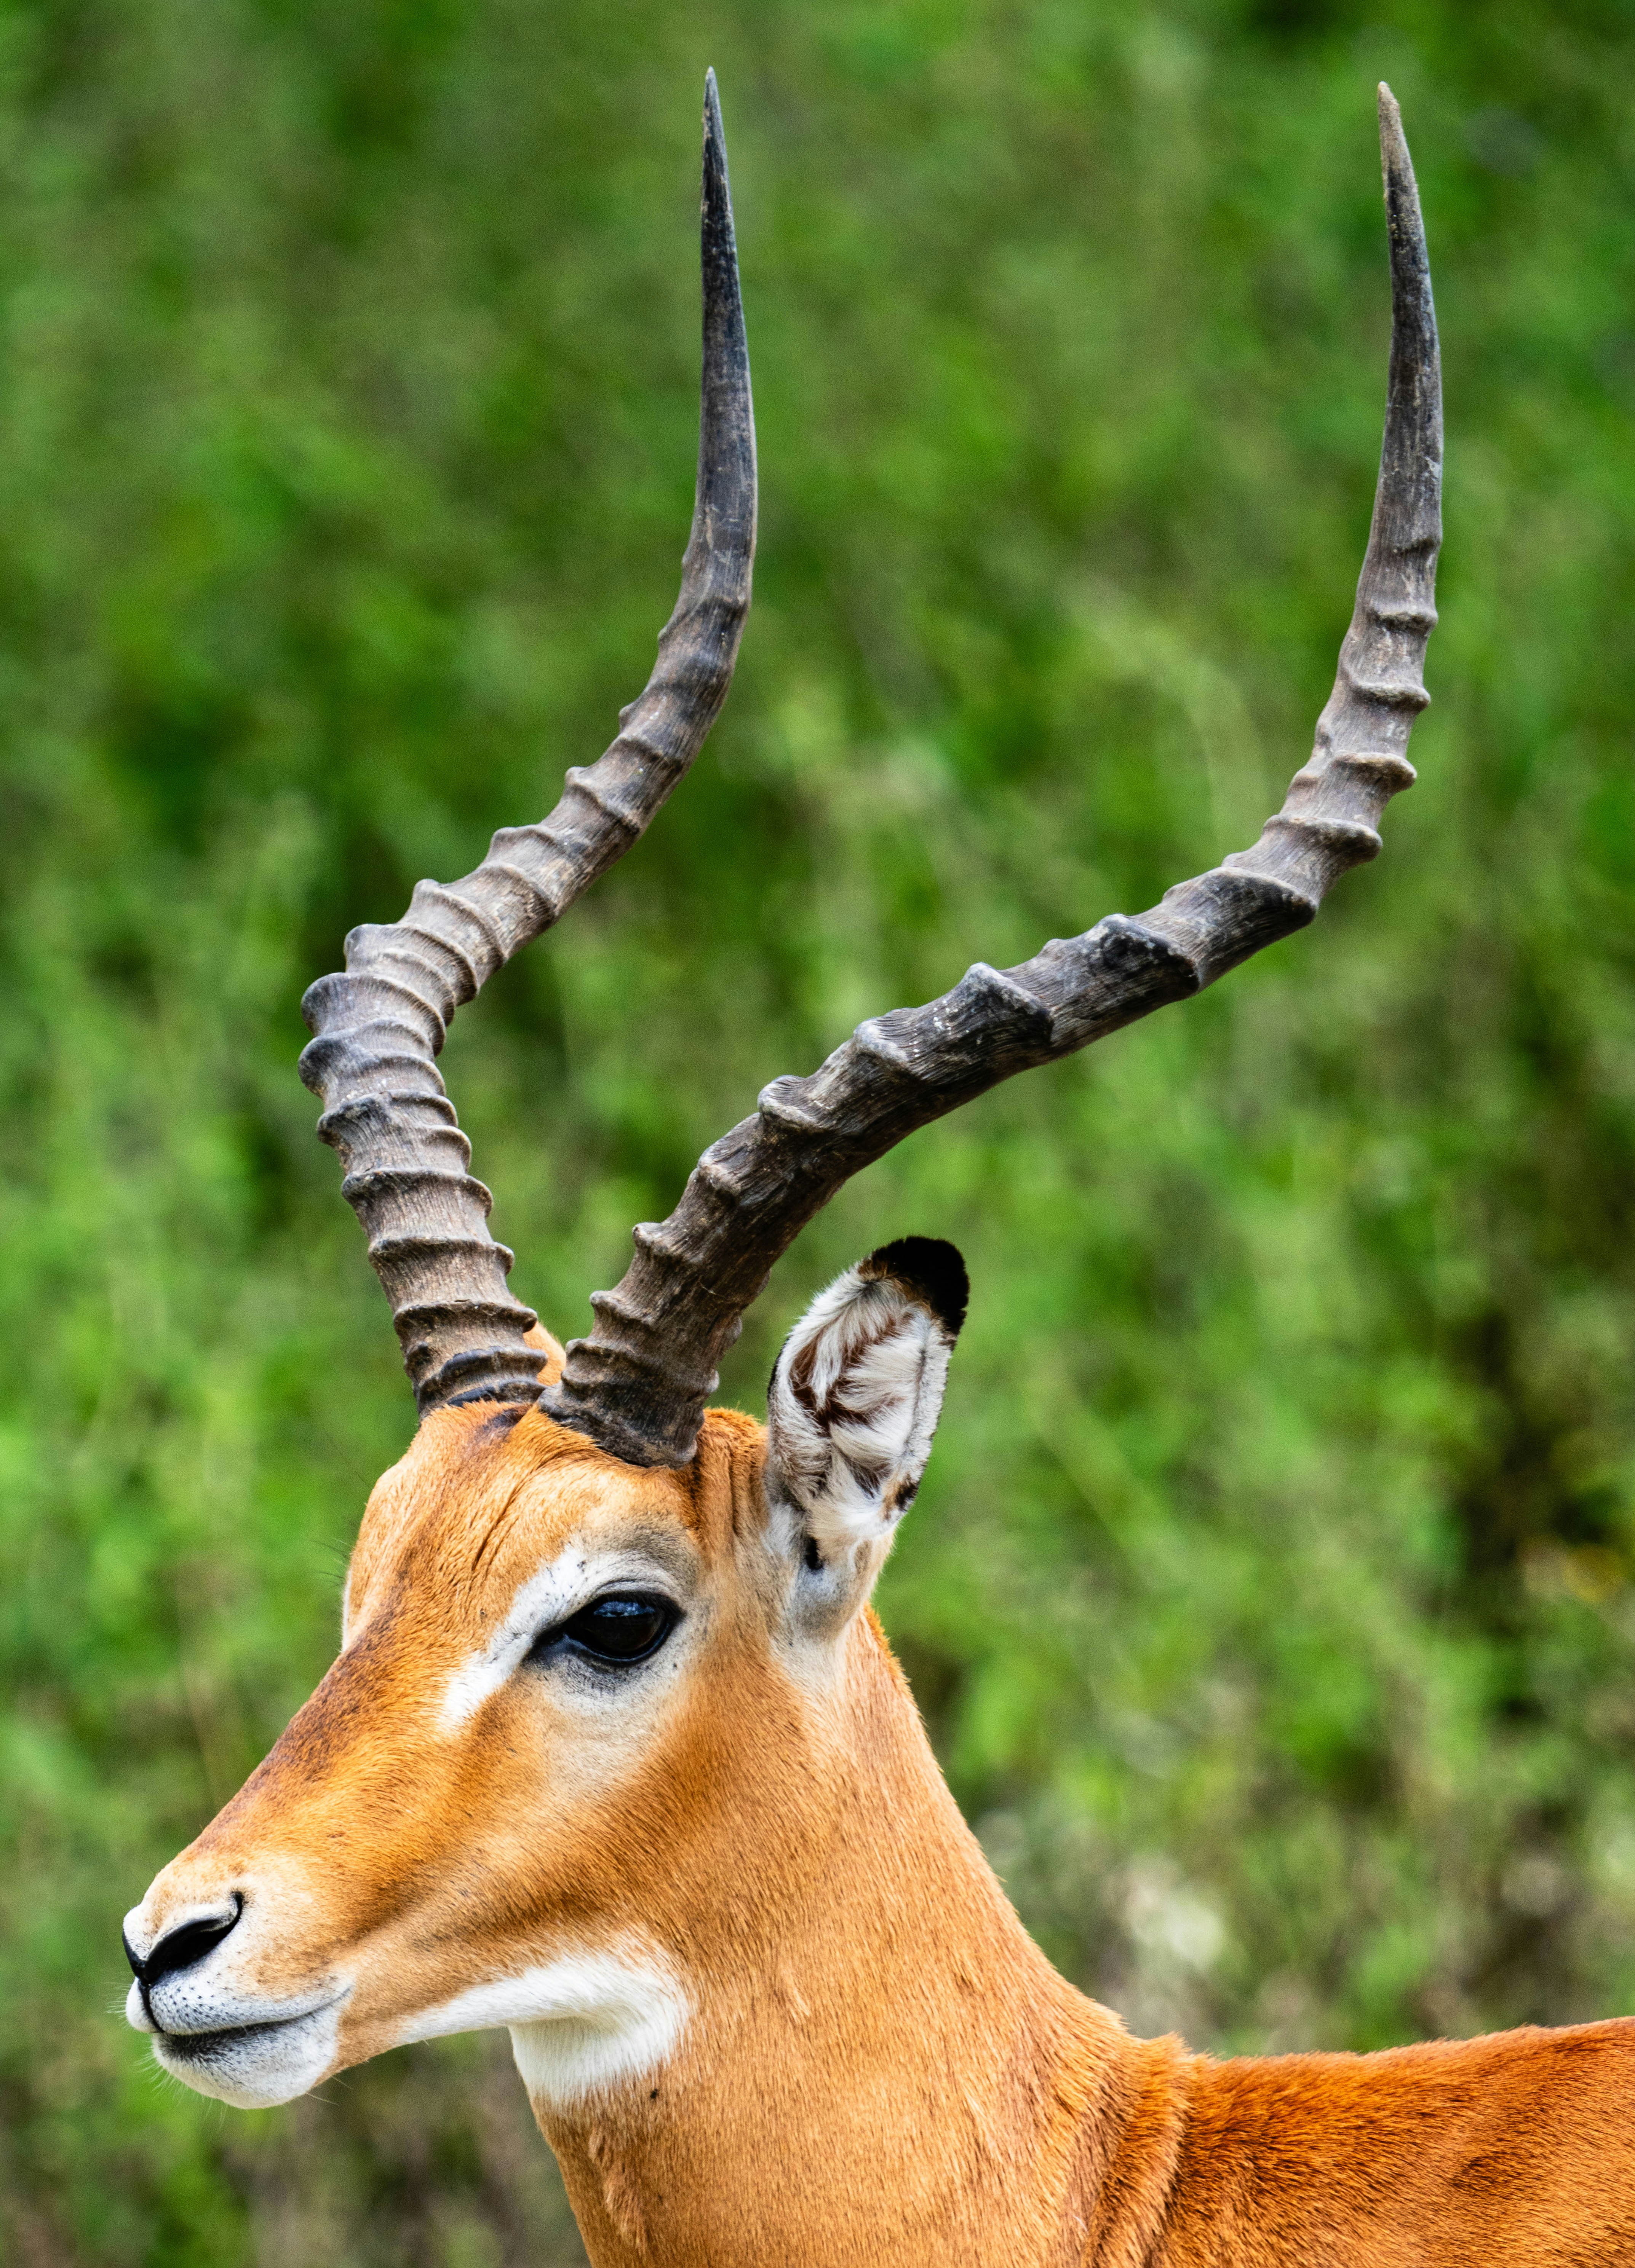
(2, 0, 1633, 2259)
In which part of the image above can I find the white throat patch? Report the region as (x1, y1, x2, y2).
(395, 1944, 689, 2110)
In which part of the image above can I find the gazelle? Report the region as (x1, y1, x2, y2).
(120, 75, 1635, 2267)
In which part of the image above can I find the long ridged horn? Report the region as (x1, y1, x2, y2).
(542, 84, 1440, 1467)
(300, 72, 756, 1413)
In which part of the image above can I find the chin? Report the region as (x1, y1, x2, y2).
(134, 1984, 343, 2109)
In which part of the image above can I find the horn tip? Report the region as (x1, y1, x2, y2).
(699, 67, 738, 291)
(1377, 82, 1407, 161)
(701, 67, 729, 202)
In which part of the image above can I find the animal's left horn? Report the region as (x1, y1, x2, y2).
(299, 71, 756, 1415)
(542, 83, 1441, 1469)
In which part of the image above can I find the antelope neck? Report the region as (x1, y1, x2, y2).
(528, 1622, 1147, 2268)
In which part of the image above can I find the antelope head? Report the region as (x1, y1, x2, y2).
(122, 1226, 976, 2117)
(121, 73, 1440, 2239)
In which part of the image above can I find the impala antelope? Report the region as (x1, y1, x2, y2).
(120, 75, 1635, 2268)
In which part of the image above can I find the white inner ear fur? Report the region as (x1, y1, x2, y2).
(767, 1263, 956, 1557)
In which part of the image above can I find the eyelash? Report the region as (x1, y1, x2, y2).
(524, 1591, 681, 1672)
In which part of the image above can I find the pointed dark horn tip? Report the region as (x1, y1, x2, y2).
(1376, 83, 1409, 167)
(701, 69, 732, 213)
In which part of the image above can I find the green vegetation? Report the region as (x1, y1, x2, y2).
(2, 0, 1632, 2258)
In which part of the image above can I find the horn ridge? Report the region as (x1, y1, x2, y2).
(542, 86, 1441, 1469)
(300, 75, 757, 1415)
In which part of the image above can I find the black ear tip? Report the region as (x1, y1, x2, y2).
(864, 1236, 969, 1337)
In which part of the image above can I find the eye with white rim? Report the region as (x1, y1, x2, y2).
(524, 1590, 681, 1672)
(438, 1552, 693, 1732)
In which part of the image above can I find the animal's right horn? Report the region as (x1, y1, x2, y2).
(298, 71, 756, 1416)
(542, 83, 1441, 1469)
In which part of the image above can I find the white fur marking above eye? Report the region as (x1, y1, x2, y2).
(766, 1250, 961, 1557)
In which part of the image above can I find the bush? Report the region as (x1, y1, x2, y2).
(3, 2, 1633, 2258)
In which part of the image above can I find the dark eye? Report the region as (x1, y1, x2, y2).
(528, 1592, 679, 1670)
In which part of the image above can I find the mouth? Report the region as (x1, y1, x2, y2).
(135, 1985, 348, 2109)
(156, 2009, 322, 2061)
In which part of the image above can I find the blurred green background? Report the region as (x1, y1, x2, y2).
(2, 0, 1633, 2258)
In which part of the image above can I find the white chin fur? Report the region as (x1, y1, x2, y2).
(767, 1265, 955, 1554)
(145, 1994, 343, 2109)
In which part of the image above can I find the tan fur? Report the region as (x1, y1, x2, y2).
(132, 1404, 1635, 2264)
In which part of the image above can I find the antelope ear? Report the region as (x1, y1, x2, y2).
(765, 1237, 968, 1561)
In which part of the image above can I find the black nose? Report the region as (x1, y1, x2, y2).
(124, 1897, 242, 1986)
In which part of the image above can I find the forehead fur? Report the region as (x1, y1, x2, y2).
(348, 1401, 768, 1617)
